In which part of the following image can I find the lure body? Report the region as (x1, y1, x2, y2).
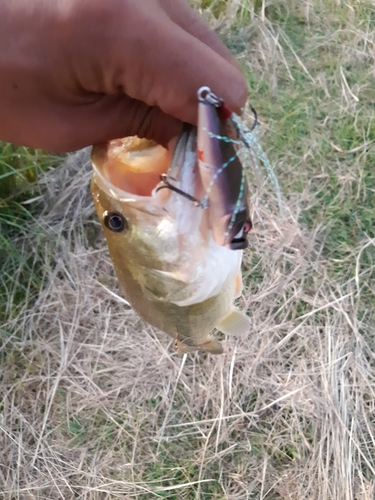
(197, 87, 251, 250)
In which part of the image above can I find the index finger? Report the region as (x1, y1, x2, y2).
(121, 15, 248, 124)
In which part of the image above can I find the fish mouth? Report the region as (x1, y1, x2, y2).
(91, 137, 172, 198)
(92, 132, 251, 250)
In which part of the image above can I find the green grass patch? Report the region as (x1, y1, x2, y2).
(0, 144, 60, 321)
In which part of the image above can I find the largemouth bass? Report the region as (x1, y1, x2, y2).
(91, 88, 251, 354)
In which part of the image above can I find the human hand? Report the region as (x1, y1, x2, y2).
(0, 0, 247, 152)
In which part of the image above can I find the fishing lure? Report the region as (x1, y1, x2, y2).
(196, 86, 252, 250)
(158, 87, 253, 250)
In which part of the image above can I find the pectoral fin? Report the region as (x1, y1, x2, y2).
(217, 309, 251, 336)
(234, 273, 243, 298)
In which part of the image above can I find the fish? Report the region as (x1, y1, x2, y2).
(90, 89, 251, 354)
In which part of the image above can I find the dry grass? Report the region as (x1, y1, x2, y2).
(1, 1, 375, 498)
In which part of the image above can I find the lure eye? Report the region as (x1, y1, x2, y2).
(103, 211, 127, 233)
(243, 219, 252, 235)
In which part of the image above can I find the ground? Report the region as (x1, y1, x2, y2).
(1, 1, 375, 498)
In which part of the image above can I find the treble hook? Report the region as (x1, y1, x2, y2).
(156, 174, 207, 208)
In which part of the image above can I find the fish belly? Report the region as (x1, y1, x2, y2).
(111, 256, 233, 350)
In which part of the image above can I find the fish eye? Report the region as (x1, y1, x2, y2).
(103, 211, 127, 233)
